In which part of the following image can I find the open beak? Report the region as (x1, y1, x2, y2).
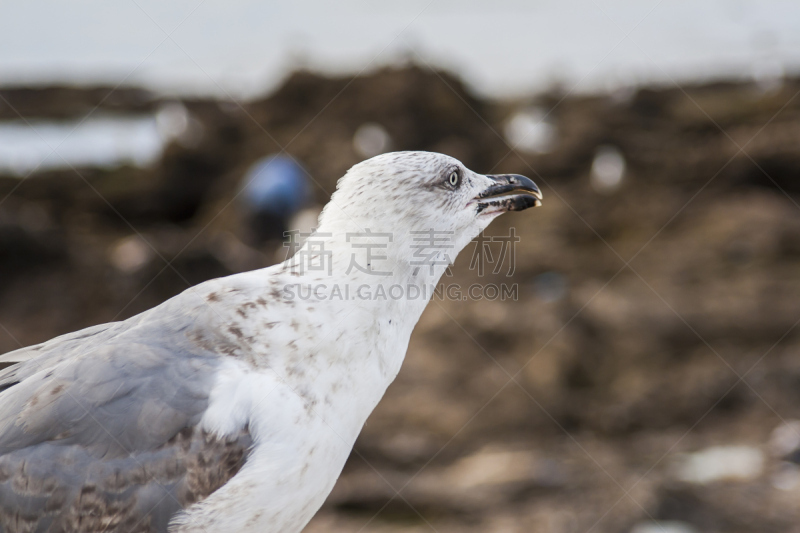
(473, 174, 543, 214)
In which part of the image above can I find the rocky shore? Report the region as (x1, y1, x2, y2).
(2, 67, 800, 532)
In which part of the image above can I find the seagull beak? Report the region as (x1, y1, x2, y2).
(473, 174, 543, 214)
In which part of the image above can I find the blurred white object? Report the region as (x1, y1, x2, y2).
(590, 145, 626, 193)
(156, 102, 203, 147)
(630, 521, 697, 533)
(771, 461, 800, 491)
(353, 123, 391, 158)
(504, 108, 557, 154)
(770, 420, 800, 457)
(446, 448, 539, 489)
(109, 235, 153, 274)
(672, 445, 764, 484)
(155, 102, 189, 139)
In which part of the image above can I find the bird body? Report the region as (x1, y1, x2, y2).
(0, 152, 541, 532)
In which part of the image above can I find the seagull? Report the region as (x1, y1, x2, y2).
(0, 151, 541, 533)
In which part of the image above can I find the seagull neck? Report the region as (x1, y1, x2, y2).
(284, 229, 449, 319)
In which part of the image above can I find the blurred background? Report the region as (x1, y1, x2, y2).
(2, 1, 800, 532)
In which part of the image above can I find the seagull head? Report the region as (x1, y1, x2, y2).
(319, 151, 542, 255)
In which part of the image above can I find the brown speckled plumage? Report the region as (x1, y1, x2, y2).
(0, 426, 251, 533)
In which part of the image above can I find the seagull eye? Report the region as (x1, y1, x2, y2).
(448, 170, 460, 187)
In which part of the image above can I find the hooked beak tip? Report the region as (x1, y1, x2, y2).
(474, 174, 542, 214)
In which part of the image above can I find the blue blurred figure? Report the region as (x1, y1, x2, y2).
(239, 155, 313, 243)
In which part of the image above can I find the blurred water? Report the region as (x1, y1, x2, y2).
(0, 104, 195, 175)
(0, 116, 163, 175)
(1, 1, 799, 99)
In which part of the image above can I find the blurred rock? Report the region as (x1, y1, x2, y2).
(444, 446, 565, 493)
(2, 68, 800, 532)
(532, 271, 568, 303)
(771, 461, 800, 491)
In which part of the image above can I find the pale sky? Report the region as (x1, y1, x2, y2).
(1, 0, 799, 99)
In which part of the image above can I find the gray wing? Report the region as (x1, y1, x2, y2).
(0, 322, 120, 386)
(0, 301, 253, 533)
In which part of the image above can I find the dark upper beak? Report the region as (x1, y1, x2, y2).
(474, 174, 543, 213)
